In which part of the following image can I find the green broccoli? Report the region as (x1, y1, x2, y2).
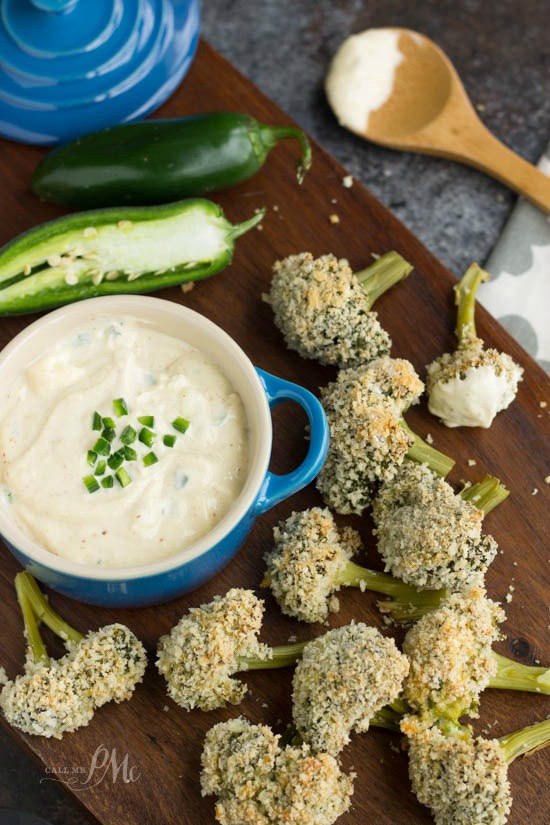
(266, 251, 412, 368)
(316, 359, 455, 514)
(200, 716, 354, 825)
(403, 587, 550, 723)
(426, 263, 523, 429)
(372, 462, 509, 592)
(0, 572, 146, 738)
(404, 714, 550, 825)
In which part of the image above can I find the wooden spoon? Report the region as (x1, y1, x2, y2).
(329, 28, 550, 213)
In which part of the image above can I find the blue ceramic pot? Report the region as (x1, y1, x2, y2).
(0, 0, 201, 144)
(0, 296, 329, 607)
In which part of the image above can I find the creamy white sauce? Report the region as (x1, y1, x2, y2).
(325, 28, 403, 133)
(428, 365, 520, 428)
(0, 317, 249, 567)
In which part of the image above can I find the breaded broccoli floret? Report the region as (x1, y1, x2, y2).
(156, 588, 271, 711)
(404, 715, 550, 825)
(263, 507, 445, 624)
(372, 463, 507, 591)
(427, 264, 523, 429)
(266, 251, 412, 368)
(292, 623, 409, 755)
(404, 588, 550, 722)
(0, 573, 146, 739)
(404, 588, 504, 720)
(405, 720, 511, 825)
(263, 507, 361, 623)
(316, 363, 454, 514)
(201, 716, 354, 825)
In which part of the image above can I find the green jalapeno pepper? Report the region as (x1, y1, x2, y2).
(31, 113, 312, 209)
(0, 199, 264, 316)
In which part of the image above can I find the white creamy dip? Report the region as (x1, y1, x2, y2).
(428, 365, 520, 428)
(325, 28, 403, 133)
(0, 317, 249, 567)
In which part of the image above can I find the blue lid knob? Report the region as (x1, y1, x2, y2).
(0, 0, 201, 145)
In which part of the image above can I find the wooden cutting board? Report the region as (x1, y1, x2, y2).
(0, 39, 549, 825)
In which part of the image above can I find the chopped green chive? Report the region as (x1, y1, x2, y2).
(113, 398, 128, 417)
(107, 450, 124, 471)
(120, 425, 137, 445)
(163, 434, 176, 448)
(92, 411, 102, 431)
(95, 460, 107, 475)
(82, 475, 99, 494)
(93, 437, 111, 456)
(102, 427, 116, 443)
(123, 445, 137, 461)
(86, 450, 97, 467)
(102, 416, 116, 429)
(115, 467, 132, 487)
(143, 451, 159, 467)
(139, 427, 156, 447)
(101, 475, 114, 488)
(172, 417, 190, 434)
(138, 415, 155, 427)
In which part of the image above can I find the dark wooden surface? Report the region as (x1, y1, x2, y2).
(0, 39, 549, 825)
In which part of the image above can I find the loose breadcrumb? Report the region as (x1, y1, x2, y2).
(156, 589, 271, 711)
(329, 213, 340, 224)
(266, 252, 391, 369)
(201, 716, 354, 825)
(262, 507, 362, 623)
(317, 362, 423, 514)
(372, 462, 498, 590)
(403, 588, 504, 720)
(292, 623, 409, 755)
(0, 624, 146, 739)
(405, 721, 512, 825)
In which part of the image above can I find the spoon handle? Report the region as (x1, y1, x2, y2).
(444, 121, 550, 214)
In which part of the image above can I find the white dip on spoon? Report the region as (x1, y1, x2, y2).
(326, 28, 404, 133)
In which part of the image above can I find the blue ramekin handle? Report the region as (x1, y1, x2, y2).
(254, 368, 329, 514)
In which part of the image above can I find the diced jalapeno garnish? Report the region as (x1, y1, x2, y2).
(115, 467, 132, 487)
(120, 425, 136, 445)
(172, 417, 190, 434)
(113, 398, 128, 417)
(83, 475, 99, 493)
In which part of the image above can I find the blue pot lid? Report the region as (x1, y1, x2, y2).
(0, 0, 200, 145)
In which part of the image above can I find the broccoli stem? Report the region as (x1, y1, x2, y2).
(239, 642, 307, 671)
(454, 263, 488, 343)
(499, 717, 550, 764)
(401, 419, 455, 477)
(370, 706, 403, 732)
(488, 651, 550, 695)
(335, 561, 446, 622)
(17, 572, 83, 644)
(14, 573, 49, 666)
(355, 251, 413, 309)
(460, 475, 509, 515)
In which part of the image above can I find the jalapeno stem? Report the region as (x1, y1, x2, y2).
(258, 125, 312, 183)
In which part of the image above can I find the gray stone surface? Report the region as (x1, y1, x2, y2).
(1, 1, 549, 823)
